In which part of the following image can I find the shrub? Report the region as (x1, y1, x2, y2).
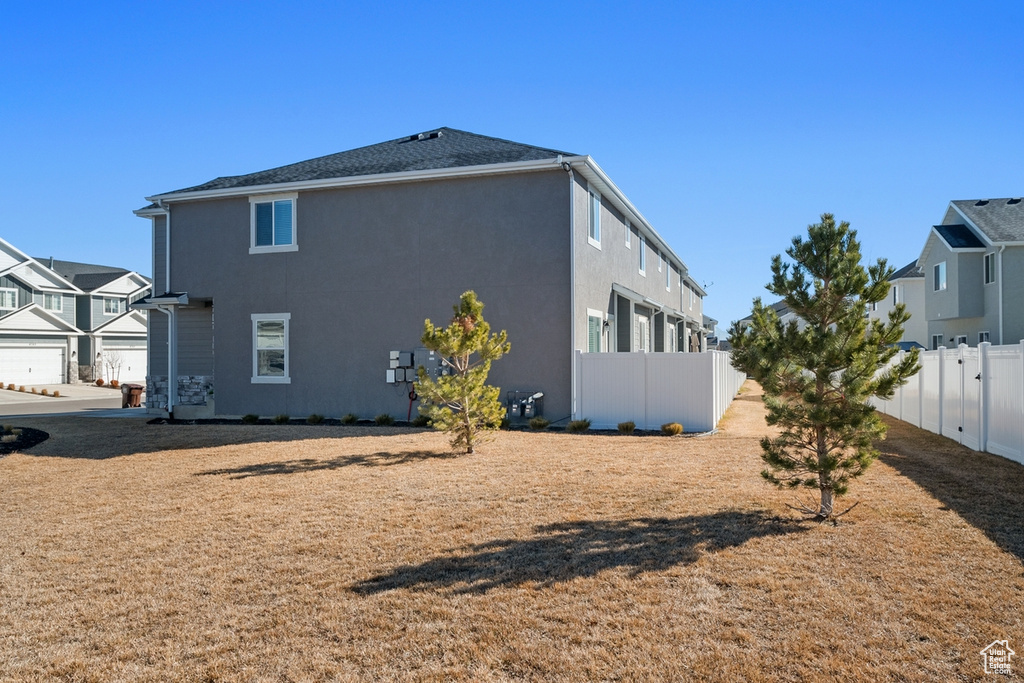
(341, 413, 359, 425)
(618, 421, 636, 435)
(18, 386, 25, 393)
(6, 384, 14, 390)
(374, 413, 395, 426)
(96, 378, 105, 386)
(306, 413, 324, 425)
(110, 379, 120, 388)
(11, 429, 21, 436)
(567, 419, 591, 434)
(661, 422, 684, 436)
(1, 434, 15, 444)
(53, 390, 60, 397)
(411, 415, 431, 427)
(528, 417, 550, 430)
(31, 388, 38, 394)
(272, 414, 290, 425)
(2, 425, 12, 433)
(499, 417, 510, 430)
(40, 389, 49, 396)
(241, 414, 260, 425)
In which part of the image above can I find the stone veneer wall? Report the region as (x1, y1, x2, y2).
(146, 375, 214, 410)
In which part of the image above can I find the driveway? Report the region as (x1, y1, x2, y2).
(0, 383, 147, 418)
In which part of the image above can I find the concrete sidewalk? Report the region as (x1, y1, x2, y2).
(0, 383, 148, 418)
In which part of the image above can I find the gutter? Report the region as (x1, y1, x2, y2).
(998, 245, 1006, 344)
(562, 156, 578, 419)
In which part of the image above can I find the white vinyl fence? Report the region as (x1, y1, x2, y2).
(574, 350, 746, 432)
(873, 341, 1024, 465)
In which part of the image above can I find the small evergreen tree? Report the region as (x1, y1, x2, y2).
(728, 214, 920, 520)
(415, 291, 510, 453)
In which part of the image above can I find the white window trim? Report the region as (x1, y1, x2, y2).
(666, 264, 671, 292)
(586, 308, 604, 353)
(249, 193, 298, 254)
(625, 221, 631, 249)
(984, 252, 996, 285)
(0, 287, 17, 310)
(251, 312, 291, 384)
(587, 186, 601, 249)
(43, 293, 62, 312)
(658, 251, 663, 272)
(103, 297, 121, 315)
(934, 261, 946, 291)
(931, 334, 944, 350)
(979, 331, 990, 344)
(638, 234, 646, 276)
(955, 335, 968, 346)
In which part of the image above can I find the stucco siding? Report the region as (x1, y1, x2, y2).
(164, 170, 573, 419)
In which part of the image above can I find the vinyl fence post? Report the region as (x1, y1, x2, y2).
(937, 346, 945, 435)
(979, 341, 989, 453)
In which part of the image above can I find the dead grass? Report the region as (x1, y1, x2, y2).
(1, 382, 1022, 681)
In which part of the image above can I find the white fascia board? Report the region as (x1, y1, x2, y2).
(0, 241, 83, 293)
(683, 275, 707, 297)
(91, 309, 147, 335)
(91, 272, 151, 296)
(134, 206, 167, 218)
(145, 157, 570, 205)
(948, 202, 995, 247)
(1, 267, 82, 294)
(570, 157, 690, 276)
(0, 303, 85, 335)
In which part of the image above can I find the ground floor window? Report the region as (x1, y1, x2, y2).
(587, 312, 602, 353)
(931, 334, 943, 350)
(252, 313, 290, 383)
(979, 331, 990, 344)
(635, 314, 650, 352)
(955, 335, 967, 346)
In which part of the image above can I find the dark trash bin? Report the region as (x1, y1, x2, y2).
(123, 383, 144, 408)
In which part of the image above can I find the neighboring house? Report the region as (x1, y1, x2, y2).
(735, 300, 799, 330)
(133, 127, 711, 419)
(868, 259, 926, 347)
(0, 238, 83, 384)
(0, 237, 151, 385)
(44, 259, 152, 382)
(919, 198, 1024, 349)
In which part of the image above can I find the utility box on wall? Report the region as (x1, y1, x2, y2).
(387, 348, 450, 384)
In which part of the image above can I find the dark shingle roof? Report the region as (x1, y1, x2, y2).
(934, 224, 986, 249)
(38, 258, 151, 292)
(952, 198, 1024, 242)
(889, 259, 923, 280)
(157, 128, 577, 196)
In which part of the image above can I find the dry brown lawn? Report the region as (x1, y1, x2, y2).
(1, 382, 1022, 681)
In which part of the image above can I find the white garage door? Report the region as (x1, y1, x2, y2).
(102, 348, 147, 383)
(0, 347, 65, 385)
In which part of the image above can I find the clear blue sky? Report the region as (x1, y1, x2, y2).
(3, 1, 1021, 330)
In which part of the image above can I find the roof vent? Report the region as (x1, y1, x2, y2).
(409, 130, 444, 142)
(975, 200, 989, 206)
(1008, 198, 1021, 205)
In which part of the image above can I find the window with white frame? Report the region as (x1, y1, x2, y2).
(103, 297, 121, 314)
(984, 252, 996, 285)
(250, 194, 297, 253)
(587, 310, 602, 353)
(955, 335, 967, 346)
(657, 251, 663, 272)
(934, 261, 946, 291)
(252, 313, 291, 383)
(588, 187, 601, 247)
(931, 334, 943, 350)
(665, 263, 671, 292)
(0, 287, 17, 311)
(892, 285, 898, 305)
(625, 221, 631, 248)
(43, 293, 62, 312)
(979, 331, 990, 344)
(638, 234, 646, 274)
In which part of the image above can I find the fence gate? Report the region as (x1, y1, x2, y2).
(960, 347, 982, 451)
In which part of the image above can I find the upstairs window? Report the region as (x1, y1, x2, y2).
(933, 262, 946, 291)
(893, 285, 898, 305)
(103, 297, 121, 314)
(984, 252, 996, 285)
(665, 264, 671, 292)
(250, 194, 297, 254)
(0, 288, 16, 311)
(588, 188, 601, 247)
(639, 234, 646, 275)
(43, 293, 62, 312)
(625, 221, 631, 248)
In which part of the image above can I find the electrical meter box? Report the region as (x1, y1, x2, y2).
(414, 347, 447, 380)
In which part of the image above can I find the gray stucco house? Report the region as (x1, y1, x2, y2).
(919, 198, 1024, 349)
(134, 128, 710, 420)
(0, 236, 151, 384)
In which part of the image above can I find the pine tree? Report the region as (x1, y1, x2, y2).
(416, 291, 510, 454)
(728, 214, 920, 520)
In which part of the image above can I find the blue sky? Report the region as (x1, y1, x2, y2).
(2, 1, 1022, 330)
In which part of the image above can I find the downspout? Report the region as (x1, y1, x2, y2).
(561, 157, 577, 419)
(997, 245, 1006, 344)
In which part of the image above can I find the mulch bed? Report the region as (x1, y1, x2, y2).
(0, 427, 50, 456)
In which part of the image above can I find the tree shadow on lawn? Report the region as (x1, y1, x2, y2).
(878, 415, 1024, 563)
(351, 510, 807, 595)
(196, 450, 457, 478)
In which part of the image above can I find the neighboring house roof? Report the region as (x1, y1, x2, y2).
(40, 258, 152, 292)
(889, 259, 923, 280)
(932, 224, 986, 250)
(951, 198, 1024, 242)
(156, 127, 576, 196)
(737, 299, 791, 325)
